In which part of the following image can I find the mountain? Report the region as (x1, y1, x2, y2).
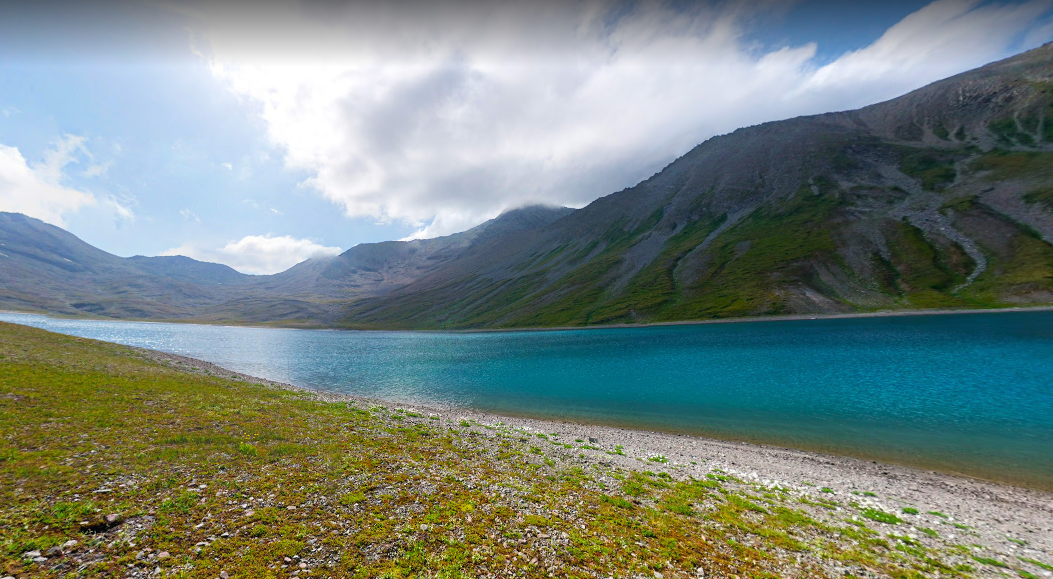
(0, 206, 573, 325)
(336, 43, 1053, 329)
(3, 45, 1053, 329)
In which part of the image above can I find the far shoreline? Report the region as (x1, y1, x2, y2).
(2, 303, 1053, 334)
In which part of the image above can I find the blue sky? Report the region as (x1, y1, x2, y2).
(1, 0, 1051, 273)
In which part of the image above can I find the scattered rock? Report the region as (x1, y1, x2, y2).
(62, 539, 78, 549)
(220, 572, 229, 579)
(23, 550, 41, 558)
(45, 546, 62, 556)
(158, 551, 170, 559)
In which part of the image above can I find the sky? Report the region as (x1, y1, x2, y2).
(1, 0, 1052, 274)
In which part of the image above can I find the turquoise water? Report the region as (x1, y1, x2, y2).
(2, 311, 1052, 488)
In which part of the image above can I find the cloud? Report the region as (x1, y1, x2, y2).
(0, 141, 95, 226)
(797, 0, 1053, 103)
(179, 208, 201, 222)
(221, 162, 232, 170)
(37, 134, 89, 185)
(105, 194, 137, 227)
(84, 160, 112, 178)
(163, 234, 341, 274)
(243, 198, 283, 215)
(188, 0, 1053, 237)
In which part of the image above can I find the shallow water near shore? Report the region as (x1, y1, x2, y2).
(3, 310, 1052, 489)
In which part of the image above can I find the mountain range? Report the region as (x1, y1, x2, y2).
(3, 43, 1053, 329)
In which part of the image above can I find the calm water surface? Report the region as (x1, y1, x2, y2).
(3, 311, 1051, 488)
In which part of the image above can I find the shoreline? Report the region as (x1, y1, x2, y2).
(3, 303, 1053, 334)
(131, 344, 1053, 567)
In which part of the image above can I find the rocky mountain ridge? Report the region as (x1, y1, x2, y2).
(3, 44, 1053, 329)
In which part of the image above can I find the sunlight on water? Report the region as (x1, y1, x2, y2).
(3, 311, 1051, 488)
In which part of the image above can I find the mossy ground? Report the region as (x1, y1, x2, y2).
(0, 322, 1046, 578)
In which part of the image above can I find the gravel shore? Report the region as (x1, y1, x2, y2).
(136, 346, 1053, 575)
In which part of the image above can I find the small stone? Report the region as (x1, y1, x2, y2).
(654, 573, 664, 579)
(195, 542, 208, 547)
(589, 437, 598, 443)
(220, 572, 229, 579)
(244, 510, 255, 517)
(33, 557, 48, 563)
(62, 539, 78, 549)
(46, 546, 62, 556)
(158, 551, 170, 559)
(104, 513, 121, 524)
(284, 557, 292, 563)
(299, 563, 307, 569)
(24, 550, 42, 558)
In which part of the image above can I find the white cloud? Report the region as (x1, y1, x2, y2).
(0, 141, 96, 226)
(798, 0, 1053, 104)
(163, 234, 341, 275)
(221, 162, 233, 170)
(187, 0, 1053, 238)
(84, 160, 112, 178)
(38, 134, 89, 185)
(179, 208, 201, 222)
(105, 194, 136, 226)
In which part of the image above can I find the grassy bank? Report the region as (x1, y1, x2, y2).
(0, 322, 1045, 578)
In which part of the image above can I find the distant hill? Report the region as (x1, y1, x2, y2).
(3, 44, 1053, 329)
(0, 206, 574, 326)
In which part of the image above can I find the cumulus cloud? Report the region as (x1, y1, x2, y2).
(0, 140, 96, 226)
(183, 0, 1053, 238)
(163, 234, 341, 274)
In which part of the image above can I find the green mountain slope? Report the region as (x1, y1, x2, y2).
(340, 43, 1053, 329)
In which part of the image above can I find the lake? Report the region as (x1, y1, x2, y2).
(2, 311, 1051, 489)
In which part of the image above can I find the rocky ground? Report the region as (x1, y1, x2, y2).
(137, 345, 1053, 578)
(2, 322, 1052, 579)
